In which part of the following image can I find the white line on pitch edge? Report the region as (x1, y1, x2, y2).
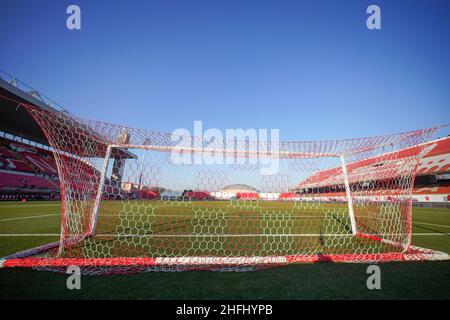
(0, 214, 60, 222)
(0, 234, 60, 236)
(414, 210, 450, 215)
(413, 222, 450, 228)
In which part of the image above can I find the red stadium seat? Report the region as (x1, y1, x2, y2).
(0, 172, 58, 190)
(236, 192, 259, 200)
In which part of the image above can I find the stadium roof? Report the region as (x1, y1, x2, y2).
(0, 71, 135, 159)
(0, 75, 58, 145)
(221, 184, 258, 192)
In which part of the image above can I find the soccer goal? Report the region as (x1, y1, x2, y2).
(1, 105, 448, 273)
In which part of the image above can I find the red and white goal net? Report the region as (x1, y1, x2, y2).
(1, 105, 448, 273)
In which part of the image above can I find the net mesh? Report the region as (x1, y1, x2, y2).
(8, 105, 444, 273)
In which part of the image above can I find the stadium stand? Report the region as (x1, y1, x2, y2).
(182, 190, 212, 200)
(290, 137, 450, 207)
(413, 182, 450, 194)
(236, 192, 260, 200)
(0, 147, 35, 173)
(136, 189, 160, 200)
(23, 153, 58, 175)
(227, 137, 450, 206)
(0, 135, 60, 201)
(0, 128, 448, 205)
(0, 171, 56, 190)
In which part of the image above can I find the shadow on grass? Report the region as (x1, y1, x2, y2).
(0, 261, 449, 300)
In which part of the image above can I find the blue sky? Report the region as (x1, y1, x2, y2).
(1, 0, 449, 141)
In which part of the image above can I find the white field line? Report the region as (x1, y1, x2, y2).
(0, 214, 59, 222)
(0, 203, 60, 208)
(0, 234, 60, 236)
(0, 233, 448, 237)
(414, 210, 450, 215)
(411, 233, 450, 236)
(413, 222, 450, 228)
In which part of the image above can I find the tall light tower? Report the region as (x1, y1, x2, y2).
(110, 129, 130, 189)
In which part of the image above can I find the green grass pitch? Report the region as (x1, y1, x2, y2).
(0, 201, 449, 299)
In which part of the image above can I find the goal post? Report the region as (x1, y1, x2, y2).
(1, 105, 448, 273)
(89, 145, 112, 235)
(340, 154, 357, 236)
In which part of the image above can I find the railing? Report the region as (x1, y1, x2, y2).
(0, 69, 65, 111)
